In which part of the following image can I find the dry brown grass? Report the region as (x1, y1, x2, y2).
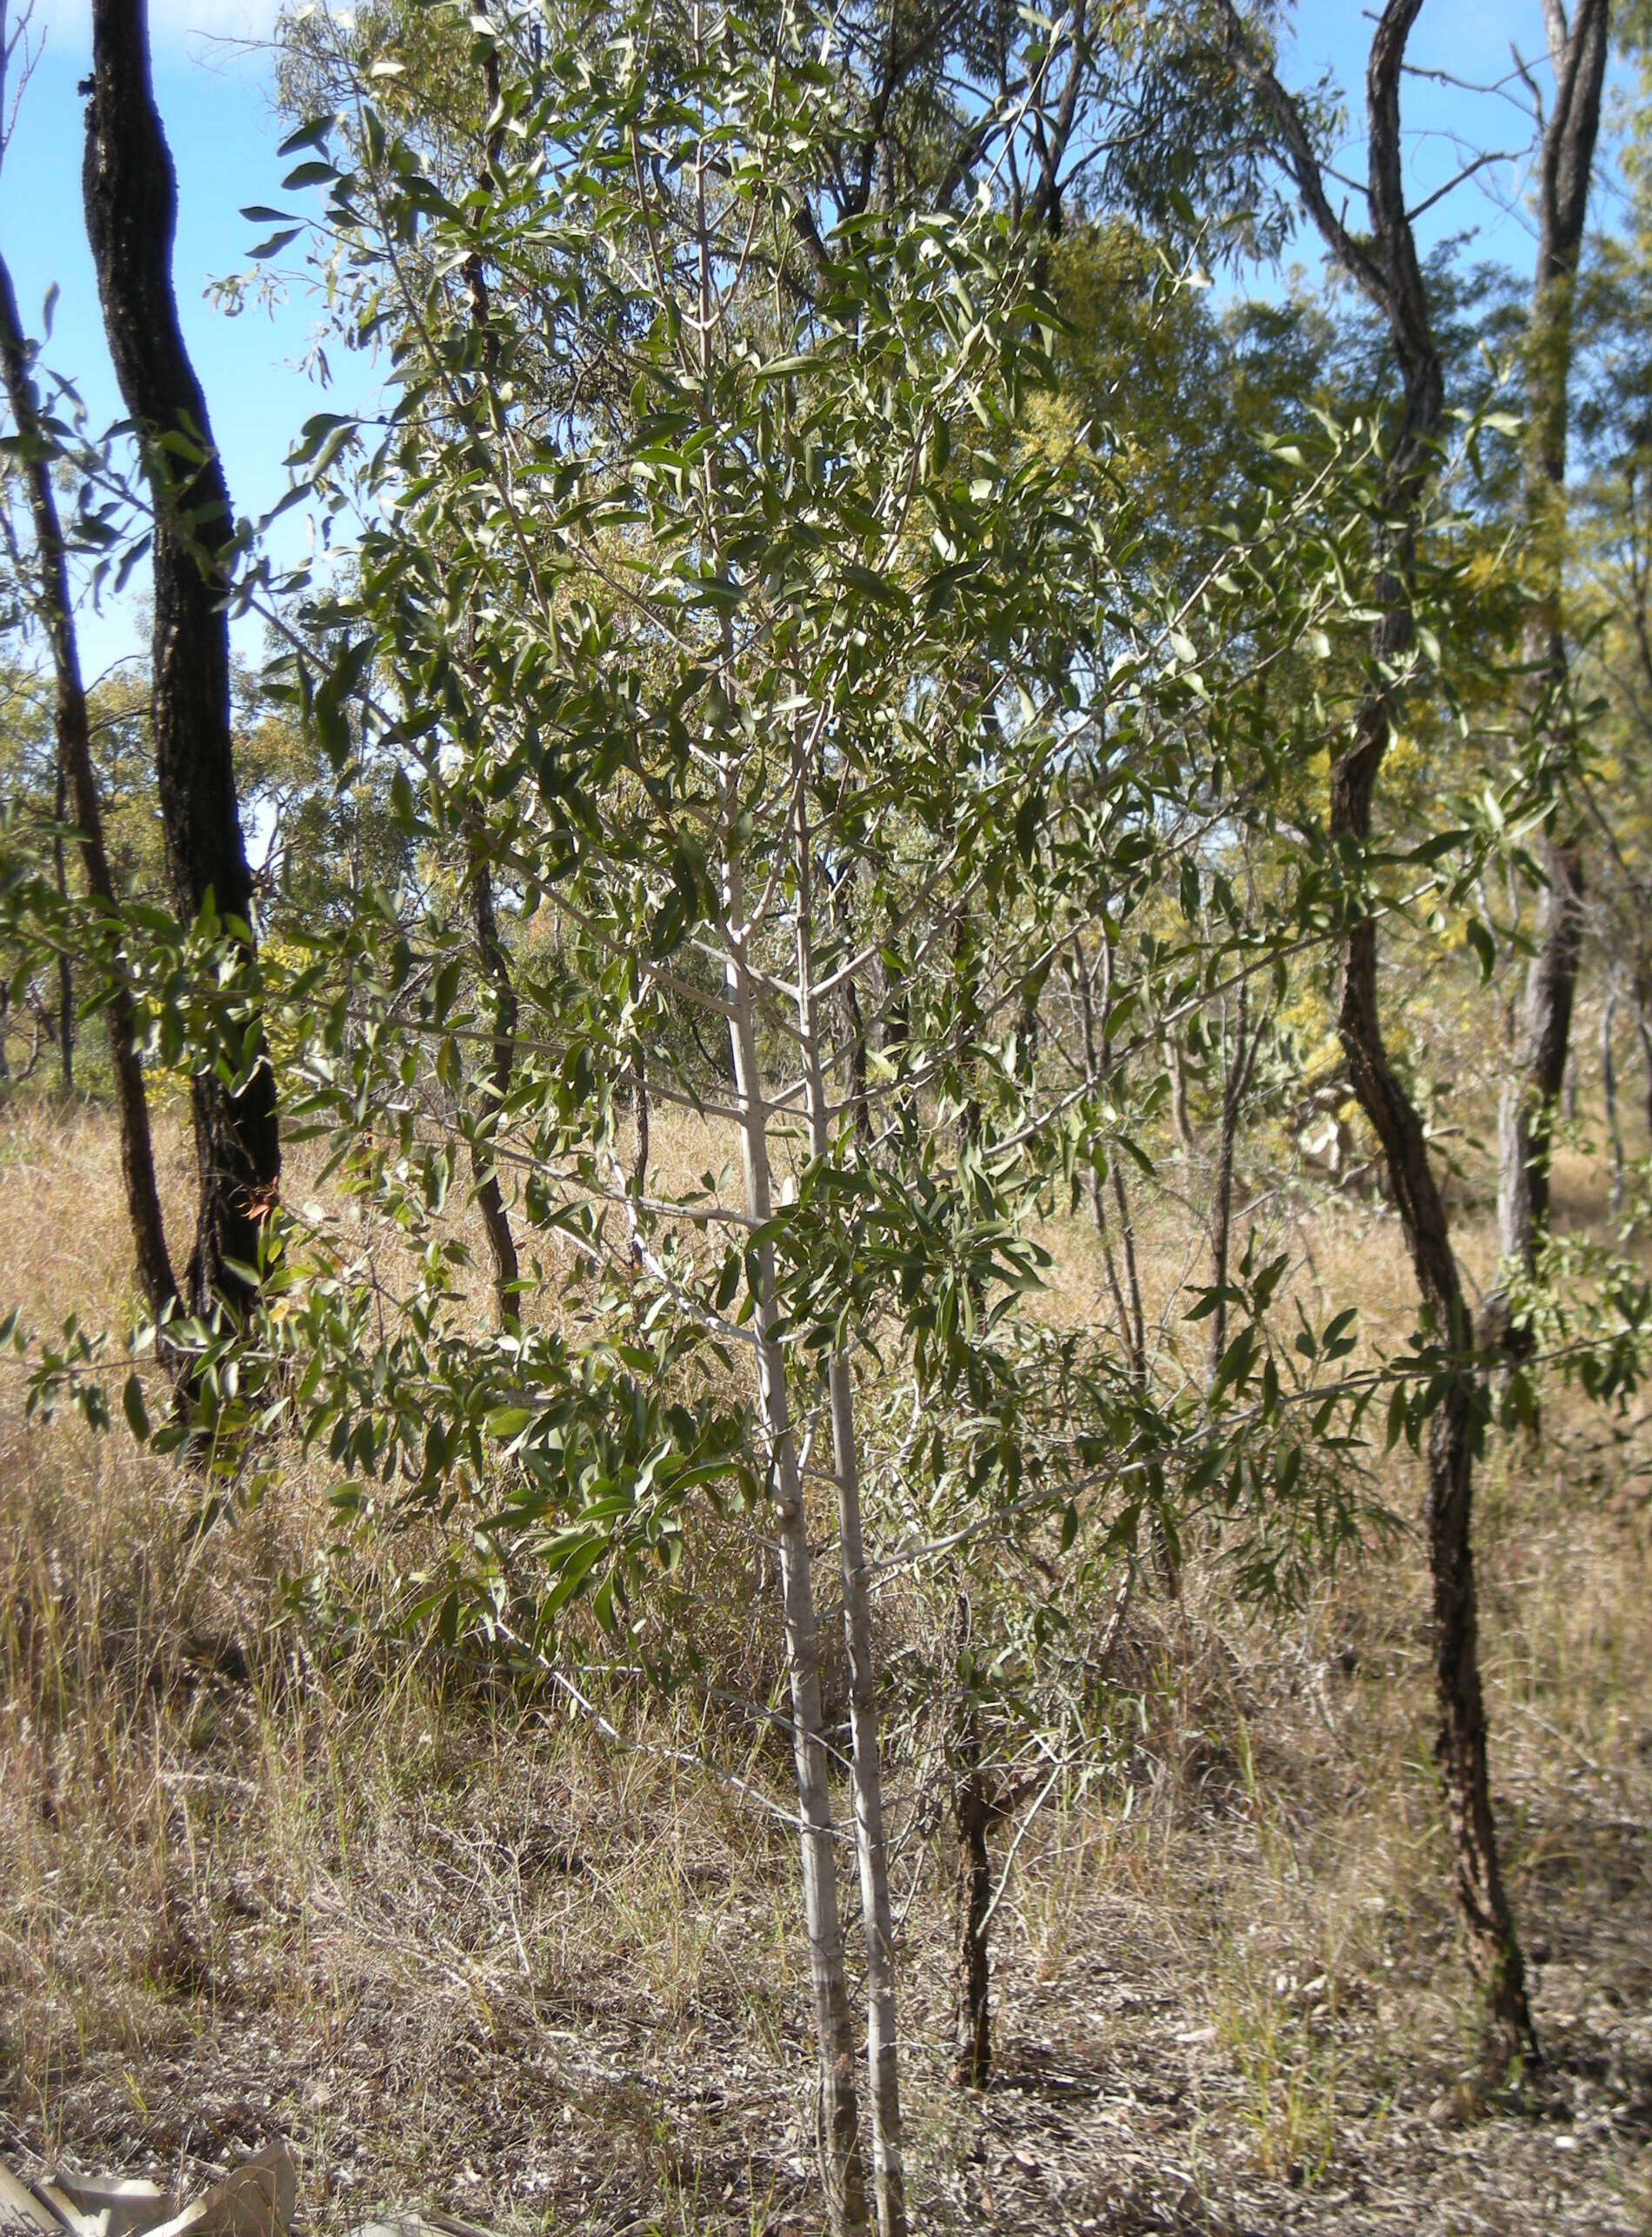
(2, 1088, 1650, 2236)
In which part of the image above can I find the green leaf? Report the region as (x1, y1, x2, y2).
(122, 1374, 151, 1445)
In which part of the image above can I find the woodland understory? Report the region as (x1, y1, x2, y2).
(2, 1099, 1648, 2237)
(7, 0, 1652, 2231)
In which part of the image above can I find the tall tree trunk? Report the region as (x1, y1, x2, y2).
(83, 0, 278, 1319)
(796, 753, 906, 2237)
(1493, 836, 1583, 1333)
(1491, 0, 1608, 1319)
(723, 822, 869, 2237)
(833, 862, 874, 1156)
(51, 742, 74, 1094)
(1220, 0, 1536, 2062)
(0, 247, 178, 1320)
(1166, 1031, 1194, 1155)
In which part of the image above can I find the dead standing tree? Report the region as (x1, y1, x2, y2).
(1216, 0, 1539, 2061)
(83, 0, 278, 1320)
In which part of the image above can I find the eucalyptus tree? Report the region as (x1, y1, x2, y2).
(1489, 0, 1611, 1339)
(185, 0, 1425, 2217)
(0, 263, 179, 1314)
(0, 0, 176, 1302)
(83, 0, 279, 1320)
(260, 4, 1115, 2224)
(1212, 0, 1544, 2061)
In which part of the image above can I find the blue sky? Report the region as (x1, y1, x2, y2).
(0, 0, 1623, 675)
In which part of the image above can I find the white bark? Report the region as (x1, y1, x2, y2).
(723, 816, 870, 2237)
(792, 749, 909, 2237)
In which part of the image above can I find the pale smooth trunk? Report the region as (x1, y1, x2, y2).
(723, 837, 869, 2237)
(795, 763, 907, 2237)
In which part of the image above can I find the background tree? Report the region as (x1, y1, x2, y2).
(1213, 0, 1539, 2061)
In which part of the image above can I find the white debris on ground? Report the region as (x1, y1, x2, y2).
(0, 2149, 449, 2237)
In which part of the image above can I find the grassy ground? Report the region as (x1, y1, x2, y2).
(1, 1095, 1649, 2236)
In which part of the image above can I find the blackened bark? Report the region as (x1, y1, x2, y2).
(0, 247, 179, 1321)
(632, 1044, 650, 1199)
(1221, 0, 1536, 2062)
(82, 0, 277, 1318)
(1492, 0, 1608, 1310)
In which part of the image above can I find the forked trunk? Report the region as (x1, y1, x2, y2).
(796, 754, 907, 2237)
(723, 835, 869, 2237)
(0, 248, 178, 1322)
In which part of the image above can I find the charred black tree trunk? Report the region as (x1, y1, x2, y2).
(82, 0, 277, 1319)
(0, 248, 179, 1320)
(1491, 0, 1608, 1322)
(631, 1045, 650, 1199)
(1221, 0, 1537, 2063)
